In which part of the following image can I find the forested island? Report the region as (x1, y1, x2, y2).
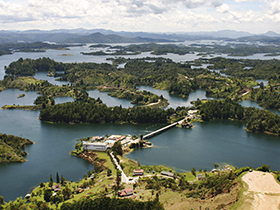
(0, 133, 33, 163)
(1, 56, 280, 135)
(3, 56, 279, 102)
(0, 42, 81, 56)
(195, 98, 280, 136)
(39, 101, 178, 124)
(84, 42, 280, 56)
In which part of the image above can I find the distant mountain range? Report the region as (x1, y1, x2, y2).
(0, 29, 279, 44)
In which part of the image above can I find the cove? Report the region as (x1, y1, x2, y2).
(126, 120, 280, 173)
(239, 100, 280, 116)
(0, 107, 160, 201)
(137, 86, 215, 109)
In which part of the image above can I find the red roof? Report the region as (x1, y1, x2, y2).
(133, 169, 144, 173)
(124, 188, 133, 193)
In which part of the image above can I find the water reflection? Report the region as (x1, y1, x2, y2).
(137, 86, 214, 108)
(34, 72, 71, 86)
(239, 100, 280, 116)
(0, 89, 40, 107)
(87, 89, 133, 108)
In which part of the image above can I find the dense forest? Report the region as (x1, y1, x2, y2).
(206, 57, 280, 80)
(60, 196, 163, 210)
(0, 42, 80, 56)
(5, 57, 66, 76)
(197, 98, 280, 136)
(84, 43, 280, 57)
(0, 133, 33, 163)
(249, 87, 280, 110)
(39, 101, 175, 124)
(0, 76, 52, 92)
(3, 56, 280, 110)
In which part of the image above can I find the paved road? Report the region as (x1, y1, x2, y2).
(110, 152, 128, 184)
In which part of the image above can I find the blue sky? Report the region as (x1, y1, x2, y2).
(0, 0, 279, 33)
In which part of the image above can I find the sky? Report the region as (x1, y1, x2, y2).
(0, 0, 279, 34)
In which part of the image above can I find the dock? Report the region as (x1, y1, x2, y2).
(142, 110, 198, 140)
(143, 121, 180, 139)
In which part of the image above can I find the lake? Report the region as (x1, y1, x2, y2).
(1, 42, 280, 80)
(1, 86, 280, 201)
(0, 44, 280, 202)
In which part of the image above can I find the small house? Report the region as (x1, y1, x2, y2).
(75, 188, 84, 194)
(161, 171, 174, 177)
(197, 174, 205, 180)
(24, 194, 31, 199)
(91, 136, 105, 142)
(52, 184, 61, 192)
(118, 188, 133, 197)
(133, 169, 144, 176)
(90, 173, 95, 179)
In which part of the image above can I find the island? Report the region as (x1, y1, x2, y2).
(0, 133, 33, 163)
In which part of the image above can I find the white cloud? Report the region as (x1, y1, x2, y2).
(0, 0, 278, 33)
(216, 4, 231, 13)
(234, 0, 253, 2)
(266, 0, 280, 15)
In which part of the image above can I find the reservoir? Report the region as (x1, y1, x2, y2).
(0, 45, 280, 201)
(1, 86, 280, 201)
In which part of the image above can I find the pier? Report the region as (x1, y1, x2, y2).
(142, 110, 198, 140)
(143, 120, 182, 139)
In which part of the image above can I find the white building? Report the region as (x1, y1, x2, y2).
(82, 141, 108, 151)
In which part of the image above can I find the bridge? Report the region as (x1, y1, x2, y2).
(143, 119, 184, 139)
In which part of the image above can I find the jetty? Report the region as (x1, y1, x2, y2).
(143, 110, 198, 140)
(143, 121, 181, 139)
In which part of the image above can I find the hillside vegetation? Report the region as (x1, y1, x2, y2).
(0, 133, 33, 163)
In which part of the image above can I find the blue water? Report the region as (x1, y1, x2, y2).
(0, 43, 280, 202)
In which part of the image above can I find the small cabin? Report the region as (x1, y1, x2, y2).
(161, 171, 174, 177)
(197, 174, 205, 180)
(133, 169, 144, 176)
(52, 184, 61, 192)
(118, 188, 133, 197)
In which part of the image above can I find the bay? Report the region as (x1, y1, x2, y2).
(0, 107, 159, 201)
(126, 120, 280, 172)
(239, 100, 280, 116)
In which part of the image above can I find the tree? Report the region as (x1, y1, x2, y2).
(44, 189, 52, 202)
(61, 175, 66, 186)
(257, 164, 270, 172)
(112, 141, 123, 156)
(62, 187, 72, 200)
(260, 82, 264, 89)
(107, 168, 112, 177)
(56, 172, 60, 183)
(116, 170, 121, 187)
(191, 168, 196, 177)
(49, 175, 53, 187)
(0, 196, 4, 205)
(214, 163, 219, 169)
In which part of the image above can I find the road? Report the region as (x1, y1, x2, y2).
(110, 152, 128, 184)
